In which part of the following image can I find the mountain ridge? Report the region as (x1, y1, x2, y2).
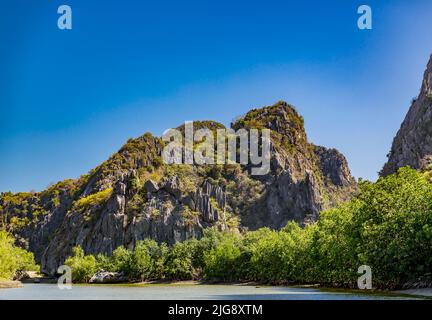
(0, 101, 356, 275)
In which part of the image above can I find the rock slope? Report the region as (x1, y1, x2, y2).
(0, 101, 356, 275)
(381, 55, 432, 176)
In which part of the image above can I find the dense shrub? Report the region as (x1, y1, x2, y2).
(246, 228, 285, 282)
(165, 239, 200, 280)
(0, 231, 39, 280)
(64, 246, 98, 282)
(203, 233, 244, 281)
(110, 246, 132, 272)
(128, 240, 169, 281)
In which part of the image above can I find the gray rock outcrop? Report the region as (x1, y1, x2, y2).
(89, 270, 128, 283)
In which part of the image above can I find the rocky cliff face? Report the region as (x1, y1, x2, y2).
(231, 102, 356, 229)
(381, 55, 432, 176)
(0, 101, 356, 275)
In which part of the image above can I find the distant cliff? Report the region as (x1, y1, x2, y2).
(381, 55, 432, 176)
(0, 101, 356, 275)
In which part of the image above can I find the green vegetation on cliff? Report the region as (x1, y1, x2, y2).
(74, 188, 113, 211)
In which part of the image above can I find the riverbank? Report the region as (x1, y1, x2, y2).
(0, 280, 23, 289)
(83, 280, 432, 299)
(0, 282, 423, 300)
(395, 288, 432, 298)
(10, 275, 432, 299)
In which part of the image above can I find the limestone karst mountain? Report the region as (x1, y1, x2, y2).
(381, 55, 432, 176)
(0, 101, 356, 275)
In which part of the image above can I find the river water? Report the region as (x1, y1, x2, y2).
(0, 283, 417, 300)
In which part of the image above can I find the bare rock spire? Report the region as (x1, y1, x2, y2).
(381, 54, 432, 176)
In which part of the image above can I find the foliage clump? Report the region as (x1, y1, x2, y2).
(64, 246, 98, 283)
(0, 231, 39, 280)
(73, 188, 113, 211)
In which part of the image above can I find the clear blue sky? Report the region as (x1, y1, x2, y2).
(1, 0, 432, 192)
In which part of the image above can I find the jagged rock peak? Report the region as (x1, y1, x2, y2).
(314, 146, 355, 188)
(421, 54, 432, 97)
(232, 101, 307, 141)
(381, 54, 432, 176)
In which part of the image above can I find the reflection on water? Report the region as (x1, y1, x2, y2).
(0, 283, 417, 300)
